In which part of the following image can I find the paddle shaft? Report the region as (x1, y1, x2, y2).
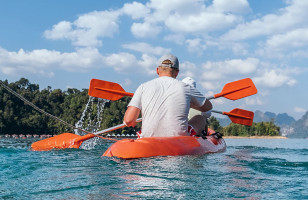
(75, 118, 142, 142)
(78, 108, 252, 143)
(211, 110, 251, 120)
(207, 85, 252, 100)
(80, 109, 250, 142)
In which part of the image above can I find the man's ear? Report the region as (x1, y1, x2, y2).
(156, 67, 159, 75)
(173, 70, 179, 78)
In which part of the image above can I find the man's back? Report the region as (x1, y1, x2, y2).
(129, 76, 192, 137)
(124, 54, 210, 137)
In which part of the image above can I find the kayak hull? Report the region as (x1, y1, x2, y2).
(102, 134, 226, 159)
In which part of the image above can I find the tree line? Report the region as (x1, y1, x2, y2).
(0, 78, 279, 136)
(208, 117, 280, 136)
(0, 78, 138, 135)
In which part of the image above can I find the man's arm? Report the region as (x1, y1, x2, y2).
(124, 106, 141, 127)
(198, 99, 212, 112)
(190, 92, 213, 113)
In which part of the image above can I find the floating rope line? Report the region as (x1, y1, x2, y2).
(0, 80, 93, 135)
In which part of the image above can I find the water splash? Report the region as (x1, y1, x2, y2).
(74, 96, 109, 149)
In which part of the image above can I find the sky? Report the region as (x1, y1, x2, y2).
(0, 0, 307, 120)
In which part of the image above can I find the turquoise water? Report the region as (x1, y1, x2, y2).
(1, 138, 308, 199)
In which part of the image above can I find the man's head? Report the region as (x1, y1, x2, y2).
(157, 54, 179, 78)
(158, 54, 179, 69)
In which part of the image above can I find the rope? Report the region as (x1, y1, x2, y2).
(0, 80, 93, 135)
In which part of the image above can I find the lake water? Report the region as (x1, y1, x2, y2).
(1, 137, 308, 199)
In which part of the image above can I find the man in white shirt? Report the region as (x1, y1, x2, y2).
(123, 54, 212, 138)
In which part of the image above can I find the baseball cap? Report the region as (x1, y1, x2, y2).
(157, 54, 179, 69)
(182, 77, 196, 88)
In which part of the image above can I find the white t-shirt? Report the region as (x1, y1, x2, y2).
(128, 76, 206, 138)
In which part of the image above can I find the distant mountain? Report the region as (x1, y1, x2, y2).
(276, 113, 296, 126)
(253, 110, 295, 126)
(216, 117, 231, 127)
(216, 110, 308, 138)
(254, 110, 273, 123)
(217, 110, 295, 127)
(281, 112, 308, 138)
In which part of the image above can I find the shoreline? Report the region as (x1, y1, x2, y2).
(223, 136, 288, 139)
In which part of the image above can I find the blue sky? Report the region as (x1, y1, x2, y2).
(0, 0, 307, 120)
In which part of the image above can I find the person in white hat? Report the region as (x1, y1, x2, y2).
(182, 76, 212, 137)
(123, 54, 212, 138)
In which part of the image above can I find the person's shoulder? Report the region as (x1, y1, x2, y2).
(143, 77, 159, 85)
(137, 78, 160, 89)
(179, 79, 192, 88)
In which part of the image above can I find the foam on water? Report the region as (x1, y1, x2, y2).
(74, 96, 109, 150)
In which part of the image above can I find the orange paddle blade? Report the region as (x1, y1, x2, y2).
(31, 119, 142, 151)
(88, 79, 134, 100)
(31, 133, 90, 151)
(214, 78, 257, 100)
(223, 108, 254, 126)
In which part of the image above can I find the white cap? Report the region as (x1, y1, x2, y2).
(157, 54, 179, 69)
(182, 77, 196, 88)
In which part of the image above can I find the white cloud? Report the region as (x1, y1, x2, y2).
(201, 57, 259, 83)
(0, 45, 163, 78)
(121, 2, 150, 19)
(103, 52, 137, 71)
(211, 0, 251, 14)
(0, 47, 103, 76)
(44, 10, 121, 47)
(200, 81, 218, 91)
(147, 0, 205, 21)
(0, 48, 59, 77)
(1, 67, 15, 75)
(196, 57, 299, 93)
(163, 34, 186, 45)
(185, 38, 206, 55)
(266, 28, 308, 49)
(245, 97, 263, 106)
(60, 48, 103, 71)
(165, 12, 239, 33)
(122, 42, 170, 55)
(100, 52, 157, 75)
(42, 0, 248, 51)
(44, 21, 72, 40)
(137, 54, 158, 75)
(221, 0, 308, 41)
(178, 61, 197, 80)
(131, 22, 162, 38)
(294, 106, 307, 113)
(253, 69, 297, 88)
(259, 28, 308, 57)
(128, 0, 247, 39)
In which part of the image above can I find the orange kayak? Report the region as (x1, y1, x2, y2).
(103, 130, 226, 159)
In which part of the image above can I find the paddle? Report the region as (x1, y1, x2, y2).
(211, 108, 254, 126)
(88, 78, 257, 101)
(207, 78, 257, 100)
(89, 79, 134, 101)
(31, 118, 142, 151)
